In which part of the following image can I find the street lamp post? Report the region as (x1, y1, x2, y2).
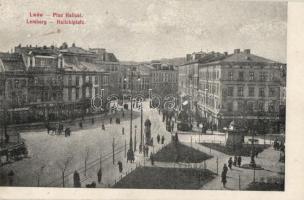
(134, 125, 137, 152)
(204, 88, 208, 132)
(140, 101, 143, 153)
(127, 68, 140, 153)
(148, 89, 152, 108)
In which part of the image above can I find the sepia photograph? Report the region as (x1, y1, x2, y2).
(0, 0, 289, 195)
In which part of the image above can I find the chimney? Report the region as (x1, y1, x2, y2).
(234, 49, 240, 54)
(244, 49, 251, 54)
(224, 52, 228, 56)
(72, 43, 76, 47)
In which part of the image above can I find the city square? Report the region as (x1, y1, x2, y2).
(0, 0, 286, 192)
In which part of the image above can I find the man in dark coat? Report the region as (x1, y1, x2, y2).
(97, 168, 102, 184)
(157, 134, 160, 144)
(233, 155, 237, 166)
(118, 161, 123, 173)
(161, 135, 165, 144)
(228, 157, 233, 170)
(237, 156, 242, 167)
(73, 170, 81, 187)
(110, 117, 112, 124)
(223, 164, 228, 174)
(102, 122, 105, 130)
(150, 153, 154, 166)
(221, 170, 227, 188)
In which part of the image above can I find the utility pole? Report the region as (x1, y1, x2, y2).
(112, 137, 115, 165)
(140, 102, 143, 153)
(134, 125, 137, 152)
(129, 71, 133, 152)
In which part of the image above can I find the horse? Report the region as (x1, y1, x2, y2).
(46, 126, 57, 135)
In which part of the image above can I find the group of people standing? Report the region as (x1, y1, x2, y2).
(221, 156, 242, 188)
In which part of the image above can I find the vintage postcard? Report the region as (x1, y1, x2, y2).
(0, 0, 303, 199)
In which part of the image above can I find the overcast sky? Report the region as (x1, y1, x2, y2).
(0, 0, 287, 62)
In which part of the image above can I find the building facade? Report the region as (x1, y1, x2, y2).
(0, 43, 111, 125)
(179, 49, 286, 133)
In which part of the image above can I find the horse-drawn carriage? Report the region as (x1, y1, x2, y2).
(46, 122, 71, 137)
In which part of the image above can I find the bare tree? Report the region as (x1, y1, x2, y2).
(84, 147, 90, 177)
(56, 155, 73, 187)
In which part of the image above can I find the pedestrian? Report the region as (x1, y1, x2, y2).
(223, 164, 228, 174)
(237, 156, 242, 167)
(161, 135, 165, 144)
(79, 121, 83, 129)
(157, 134, 160, 144)
(122, 127, 124, 135)
(110, 117, 112, 124)
(102, 122, 105, 130)
(233, 155, 237, 166)
(97, 168, 102, 184)
(228, 157, 233, 170)
(145, 145, 149, 157)
(150, 137, 154, 146)
(175, 132, 179, 143)
(150, 153, 154, 166)
(255, 151, 259, 158)
(73, 170, 81, 187)
(7, 170, 15, 186)
(118, 161, 123, 173)
(122, 111, 125, 118)
(221, 170, 227, 188)
(92, 118, 95, 124)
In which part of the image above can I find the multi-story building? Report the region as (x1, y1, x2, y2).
(90, 48, 121, 95)
(0, 53, 29, 125)
(151, 61, 178, 99)
(60, 45, 110, 119)
(0, 43, 110, 124)
(179, 49, 286, 133)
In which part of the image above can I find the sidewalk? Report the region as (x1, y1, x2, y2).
(180, 141, 284, 190)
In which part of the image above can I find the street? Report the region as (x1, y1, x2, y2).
(0, 101, 172, 187)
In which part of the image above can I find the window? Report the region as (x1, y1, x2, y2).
(76, 88, 79, 99)
(237, 87, 244, 97)
(258, 101, 264, 111)
(228, 87, 234, 96)
(269, 87, 276, 97)
(228, 71, 233, 80)
(227, 102, 233, 112)
(95, 87, 98, 96)
(249, 71, 254, 81)
(260, 72, 268, 81)
(94, 76, 98, 85)
(249, 87, 255, 97)
(21, 80, 26, 87)
(259, 88, 265, 97)
(68, 88, 72, 101)
(238, 71, 244, 81)
(76, 76, 80, 86)
(89, 76, 92, 84)
(68, 75, 72, 86)
(268, 102, 274, 112)
(247, 102, 254, 112)
(238, 101, 244, 112)
(15, 80, 20, 88)
(89, 88, 92, 97)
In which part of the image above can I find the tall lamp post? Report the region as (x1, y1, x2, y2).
(126, 68, 140, 153)
(204, 88, 208, 131)
(140, 101, 143, 153)
(148, 88, 152, 108)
